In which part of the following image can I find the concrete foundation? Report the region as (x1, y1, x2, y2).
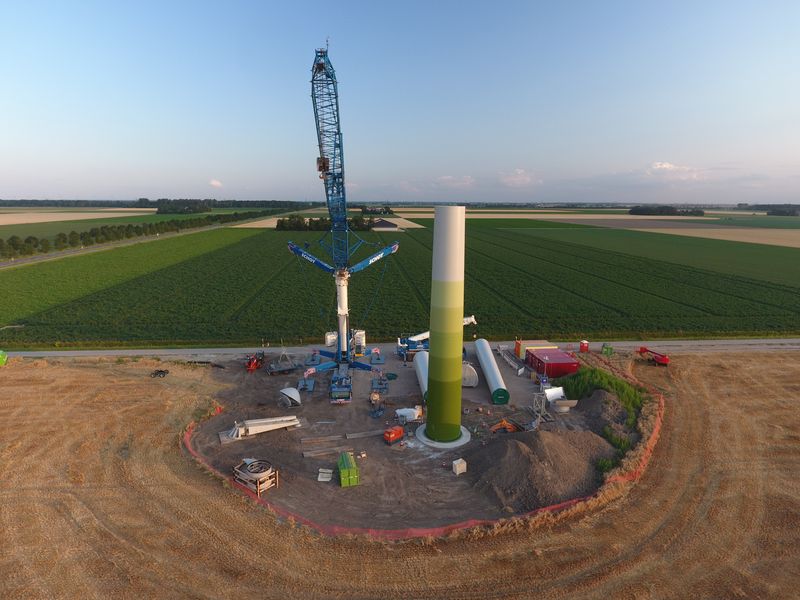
(415, 424, 471, 449)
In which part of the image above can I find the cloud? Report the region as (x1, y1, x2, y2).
(209, 179, 223, 188)
(499, 168, 540, 188)
(645, 161, 702, 181)
(398, 180, 421, 194)
(435, 175, 476, 189)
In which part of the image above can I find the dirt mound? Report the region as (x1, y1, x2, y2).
(575, 389, 628, 434)
(465, 430, 615, 513)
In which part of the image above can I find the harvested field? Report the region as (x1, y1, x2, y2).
(0, 210, 155, 225)
(632, 226, 800, 248)
(395, 211, 717, 220)
(232, 217, 279, 228)
(1, 351, 799, 598)
(380, 216, 425, 228)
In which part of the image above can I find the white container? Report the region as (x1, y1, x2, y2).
(414, 350, 429, 400)
(353, 330, 366, 355)
(452, 458, 467, 475)
(461, 362, 479, 387)
(324, 331, 337, 347)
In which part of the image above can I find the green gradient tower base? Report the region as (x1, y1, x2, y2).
(424, 206, 466, 443)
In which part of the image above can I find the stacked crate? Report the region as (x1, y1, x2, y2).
(337, 451, 360, 488)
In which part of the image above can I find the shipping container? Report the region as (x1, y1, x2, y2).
(515, 340, 556, 359)
(337, 451, 360, 487)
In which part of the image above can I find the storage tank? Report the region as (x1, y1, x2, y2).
(474, 339, 510, 404)
(414, 350, 429, 401)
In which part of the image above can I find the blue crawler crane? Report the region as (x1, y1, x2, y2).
(288, 47, 399, 401)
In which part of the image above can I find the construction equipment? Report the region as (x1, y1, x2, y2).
(233, 459, 279, 498)
(383, 426, 405, 445)
(490, 418, 523, 433)
(267, 349, 300, 375)
(395, 406, 423, 423)
(150, 369, 169, 378)
(396, 315, 477, 361)
(545, 387, 578, 413)
(329, 372, 352, 404)
(245, 351, 265, 373)
(0, 350, 7, 367)
(638, 346, 670, 366)
(287, 47, 399, 368)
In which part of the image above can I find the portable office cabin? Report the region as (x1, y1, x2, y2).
(526, 349, 580, 378)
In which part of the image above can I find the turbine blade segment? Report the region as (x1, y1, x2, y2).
(288, 241, 335, 274)
(347, 241, 400, 275)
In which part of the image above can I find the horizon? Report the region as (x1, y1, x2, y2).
(1, 1, 798, 204)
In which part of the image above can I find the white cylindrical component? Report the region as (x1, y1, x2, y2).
(414, 350, 429, 400)
(461, 362, 479, 387)
(335, 270, 350, 360)
(475, 339, 510, 404)
(431, 206, 466, 281)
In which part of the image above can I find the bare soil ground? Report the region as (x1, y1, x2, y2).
(0, 210, 154, 225)
(1, 352, 799, 598)
(632, 226, 800, 248)
(392, 212, 717, 221)
(190, 349, 614, 529)
(231, 217, 279, 228)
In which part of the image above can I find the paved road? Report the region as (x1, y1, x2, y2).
(7, 337, 800, 360)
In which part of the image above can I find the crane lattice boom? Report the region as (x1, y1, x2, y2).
(312, 48, 349, 268)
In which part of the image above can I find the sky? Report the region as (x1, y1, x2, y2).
(0, 1, 798, 204)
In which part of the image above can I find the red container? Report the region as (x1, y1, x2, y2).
(579, 340, 589, 353)
(528, 349, 580, 378)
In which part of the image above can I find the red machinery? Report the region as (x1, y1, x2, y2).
(638, 347, 670, 366)
(383, 426, 405, 445)
(245, 352, 265, 373)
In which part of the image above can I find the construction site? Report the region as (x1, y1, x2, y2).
(190, 337, 636, 531)
(2, 46, 800, 599)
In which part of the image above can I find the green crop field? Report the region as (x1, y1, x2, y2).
(0, 208, 265, 242)
(707, 215, 800, 229)
(2, 220, 800, 348)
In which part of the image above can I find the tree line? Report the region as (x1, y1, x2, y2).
(0, 209, 280, 260)
(275, 215, 375, 231)
(629, 205, 705, 216)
